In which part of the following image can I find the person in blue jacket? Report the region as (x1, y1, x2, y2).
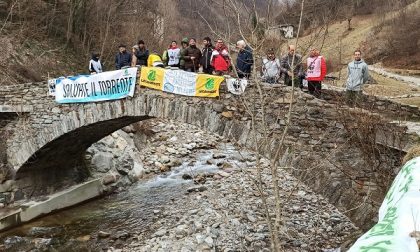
(115, 44, 132, 69)
(236, 40, 253, 79)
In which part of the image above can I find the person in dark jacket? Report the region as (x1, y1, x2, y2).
(135, 40, 149, 66)
(115, 44, 132, 70)
(183, 38, 202, 72)
(179, 37, 189, 70)
(200, 37, 214, 74)
(236, 40, 253, 78)
(280, 44, 304, 87)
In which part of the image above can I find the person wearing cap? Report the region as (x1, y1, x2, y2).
(135, 40, 149, 66)
(280, 44, 304, 87)
(89, 52, 103, 74)
(262, 48, 281, 84)
(306, 48, 327, 97)
(179, 37, 189, 70)
(115, 44, 132, 70)
(200, 37, 214, 74)
(184, 38, 202, 72)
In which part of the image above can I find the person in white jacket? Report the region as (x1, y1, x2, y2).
(262, 49, 281, 84)
(164, 41, 181, 67)
(89, 52, 103, 74)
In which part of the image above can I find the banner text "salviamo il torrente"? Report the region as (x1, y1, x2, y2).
(52, 68, 137, 103)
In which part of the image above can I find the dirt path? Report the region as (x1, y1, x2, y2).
(369, 65, 420, 87)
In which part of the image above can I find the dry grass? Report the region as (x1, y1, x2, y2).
(403, 145, 420, 164)
(364, 72, 420, 97)
(392, 97, 420, 107)
(297, 15, 376, 70)
(295, 11, 420, 106)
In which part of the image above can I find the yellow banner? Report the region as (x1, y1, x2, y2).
(195, 74, 223, 98)
(139, 67, 165, 90)
(139, 68, 223, 98)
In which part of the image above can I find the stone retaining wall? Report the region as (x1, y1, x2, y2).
(323, 89, 420, 121)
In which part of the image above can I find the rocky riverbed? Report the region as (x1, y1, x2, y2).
(0, 119, 358, 251)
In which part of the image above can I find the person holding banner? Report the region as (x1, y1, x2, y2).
(89, 52, 103, 74)
(211, 39, 230, 76)
(164, 41, 181, 67)
(115, 44, 132, 70)
(184, 38, 202, 72)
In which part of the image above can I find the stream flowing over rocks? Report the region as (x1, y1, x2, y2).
(0, 119, 358, 251)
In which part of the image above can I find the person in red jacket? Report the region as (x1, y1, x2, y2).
(211, 39, 230, 75)
(306, 48, 327, 97)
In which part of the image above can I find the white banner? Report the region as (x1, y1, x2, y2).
(163, 69, 196, 96)
(227, 78, 248, 95)
(48, 79, 56, 96)
(53, 68, 137, 103)
(349, 157, 420, 252)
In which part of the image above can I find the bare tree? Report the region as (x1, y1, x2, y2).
(197, 0, 307, 250)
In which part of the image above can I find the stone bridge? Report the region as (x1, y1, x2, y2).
(0, 81, 419, 228)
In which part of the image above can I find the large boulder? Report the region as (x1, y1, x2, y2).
(91, 152, 114, 173)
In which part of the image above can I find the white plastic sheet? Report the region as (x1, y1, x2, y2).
(349, 157, 420, 252)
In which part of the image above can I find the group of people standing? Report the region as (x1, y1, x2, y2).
(89, 38, 369, 101)
(108, 37, 254, 78)
(261, 45, 369, 100)
(88, 37, 250, 76)
(260, 44, 327, 97)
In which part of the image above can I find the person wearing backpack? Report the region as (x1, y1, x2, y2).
(306, 48, 327, 97)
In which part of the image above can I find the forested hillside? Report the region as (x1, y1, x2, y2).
(0, 0, 419, 84)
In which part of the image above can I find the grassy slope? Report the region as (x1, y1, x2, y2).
(0, 29, 86, 85)
(296, 9, 420, 106)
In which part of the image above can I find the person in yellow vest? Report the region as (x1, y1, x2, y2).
(147, 52, 164, 68)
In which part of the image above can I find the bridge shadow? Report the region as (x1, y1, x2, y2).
(15, 115, 152, 196)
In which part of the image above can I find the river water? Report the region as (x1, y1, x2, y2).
(0, 147, 239, 252)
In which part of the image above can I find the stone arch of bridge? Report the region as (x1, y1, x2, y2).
(8, 93, 241, 192)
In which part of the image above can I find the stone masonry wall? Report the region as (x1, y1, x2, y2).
(0, 81, 418, 229)
(323, 89, 420, 121)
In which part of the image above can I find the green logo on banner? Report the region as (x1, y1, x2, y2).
(124, 69, 129, 76)
(148, 70, 156, 81)
(205, 78, 215, 90)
